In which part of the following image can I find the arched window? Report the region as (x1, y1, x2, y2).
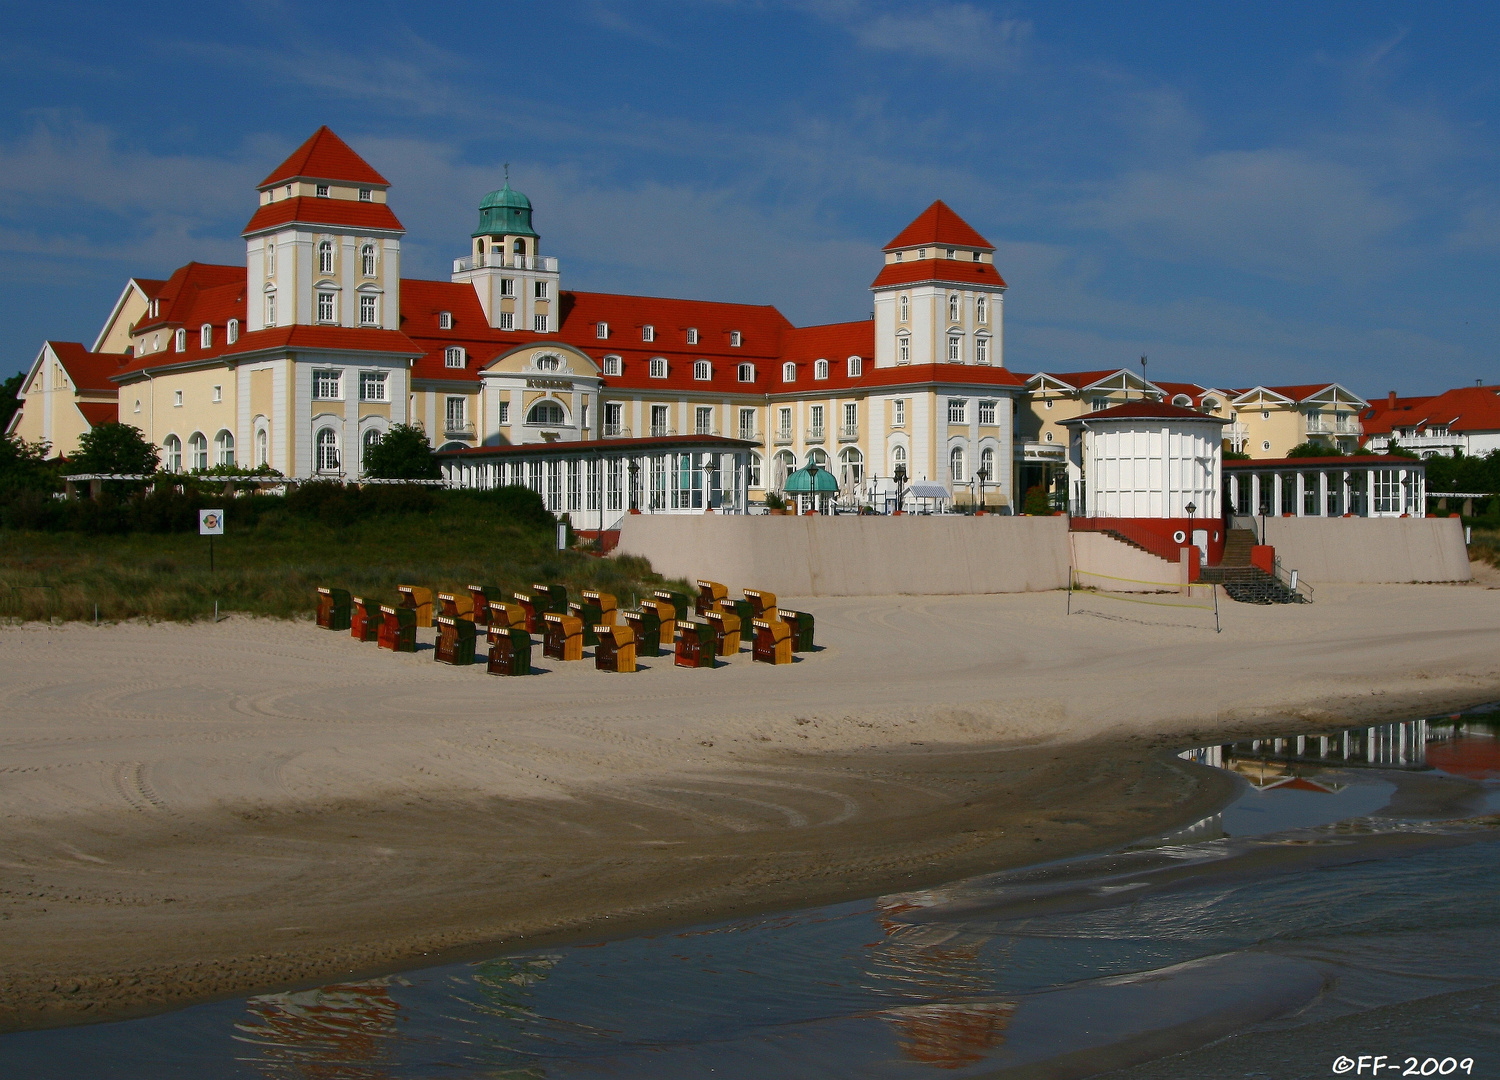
(949, 294, 959, 323)
(361, 243, 376, 278)
(174, 328, 186, 353)
(513, 238, 525, 256)
(266, 241, 276, 276)
(694, 360, 711, 381)
(162, 434, 182, 473)
(891, 444, 907, 473)
(773, 449, 797, 491)
(979, 447, 995, 483)
(847, 356, 862, 378)
(737, 363, 754, 382)
(227, 318, 239, 344)
(899, 294, 909, 323)
(362, 427, 383, 468)
(264, 290, 276, 327)
(527, 400, 566, 426)
(747, 452, 763, 488)
(976, 295, 987, 323)
(782, 362, 796, 382)
(318, 240, 334, 275)
(839, 447, 864, 489)
(807, 448, 829, 469)
(200, 323, 212, 349)
(316, 428, 340, 472)
(534, 354, 560, 371)
(814, 359, 829, 380)
(1203, 398, 1219, 412)
(649, 358, 667, 379)
(949, 446, 966, 483)
(256, 427, 269, 467)
(1172, 394, 1192, 406)
(215, 430, 235, 467)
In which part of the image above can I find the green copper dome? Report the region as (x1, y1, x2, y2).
(473, 183, 539, 239)
(783, 463, 840, 494)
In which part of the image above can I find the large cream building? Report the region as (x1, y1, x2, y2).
(7, 126, 1366, 515)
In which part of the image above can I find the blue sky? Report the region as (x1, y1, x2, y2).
(2, 1, 1498, 395)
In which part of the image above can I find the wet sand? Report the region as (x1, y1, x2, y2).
(1, 584, 1498, 1030)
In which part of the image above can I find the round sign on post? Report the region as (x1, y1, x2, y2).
(198, 510, 225, 536)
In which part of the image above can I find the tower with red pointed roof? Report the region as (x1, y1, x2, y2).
(872, 201, 1007, 371)
(243, 126, 405, 335)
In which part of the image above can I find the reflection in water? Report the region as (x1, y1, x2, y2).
(880, 1001, 1016, 1069)
(233, 979, 401, 1080)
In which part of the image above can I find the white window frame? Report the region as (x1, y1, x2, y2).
(534, 280, 549, 299)
(499, 401, 510, 424)
(738, 407, 757, 439)
(227, 318, 239, 344)
(439, 311, 453, 329)
(359, 293, 378, 326)
(446, 395, 469, 430)
(174, 389, 182, 407)
(212, 384, 222, 403)
(361, 243, 376, 278)
(596, 321, 609, 339)
(695, 406, 713, 434)
(360, 371, 388, 402)
(602, 355, 621, 376)
(899, 294, 909, 322)
(315, 183, 330, 198)
(445, 346, 465, 369)
(312, 370, 342, 400)
(317, 291, 337, 324)
(976, 295, 988, 323)
(318, 239, 334, 274)
(359, 187, 372, 202)
(975, 336, 989, 365)
(730, 331, 742, 347)
(948, 334, 962, 362)
(533, 313, 548, 333)
(979, 400, 997, 425)
(694, 359, 711, 381)
(686, 327, 699, 345)
(649, 357, 667, 379)
(266, 242, 276, 277)
(814, 359, 829, 380)
(897, 334, 910, 364)
(847, 356, 862, 378)
(949, 446, 965, 483)
(650, 404, 670, 436)
(948, 398, 967, 424)
(200, 324, 212, 349)
(737, 362, 754, 383)
(949, 294, 960, 323)
(642, 324, 655, 342)
(316, 427, 340, 472)
(778, 407, 792, 438)
(174, 328, 186, 353)
(782, 362, 796, 382)
(264, 292, 277, 327)
(216, 429, 235, 467)
(498, 311, 514, 330)
(893, 399, 906, 427)
(499, 278, 515, 297)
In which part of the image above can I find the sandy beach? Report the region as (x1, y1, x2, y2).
(2, 582, 1498, 1031)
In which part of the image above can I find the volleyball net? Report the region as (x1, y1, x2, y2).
(1066, 566, 1220, 632)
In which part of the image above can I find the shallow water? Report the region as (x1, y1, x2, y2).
(4, 709, 1499, 1079)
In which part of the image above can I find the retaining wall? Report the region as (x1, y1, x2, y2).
(614, 514, 1072, 597)
(1067, 531, 1181, 592)
(1263, 517, 1472, 583)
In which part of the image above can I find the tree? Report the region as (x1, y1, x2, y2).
(1285, 441, 1343, 459)
(362, 423, 440, 479)
(0, 433, 57, 497)
(72, 422, 160, 475)
(0, 372, 22, 434)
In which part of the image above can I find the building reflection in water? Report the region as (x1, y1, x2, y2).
(233, 978, 402, 1080)
(868, 896, 1016, 1068)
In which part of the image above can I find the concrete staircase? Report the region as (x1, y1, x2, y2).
(1199, 528, 1307, 604)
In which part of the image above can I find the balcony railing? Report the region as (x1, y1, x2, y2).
(1304, 416, 1363, 436)
(443, 420, 476, 438)
(838, 424, 859, 442)
(649, 425, 676, 438)
(737, 427, 760, 442)
(1227, 422, 1249, 450)
(692, 426, 720, 437)
(774, 430, 793, 445)
(452, 253, 560, 273)
(602, 424, 632, 438)
(806, 426, 826, 443)
(1366, 433, 1460, 450)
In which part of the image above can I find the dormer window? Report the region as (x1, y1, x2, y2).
(814, 359, 829, 380)
(918, 248, 927, 259)
(642, 324, 655, 342)
(946, 248, 956, 259)
(284, 184, 292, 198)
(730, 331, 742, 347)
(596, 321, 609, 339)
(174, 328, 186, 352)
(782, 362, 796, 382)
(200, 324, 212, 349)
(227, 319, 239, 345)
(316, 184, 330, 198)
(602, 355, 621, 376)
(358, 188, 372, 202)
(686, 328, 699, 345)
(972, 251, 982, 261)
(445, 346, 466, 368)
(438, 311, 453, 329)
(894, 251, 903, 263)
(737, 363, 754, 382)
(149, 298, 160, 319)
(649, 357, 667, 379)
(847, 356, 862, 378)
(694, 360, 711, 381)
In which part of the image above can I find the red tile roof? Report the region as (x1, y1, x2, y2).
(1030, 369, 1139, 390)
(76, 401, 119, 427)
(1061, 401, 1229, 423)
(1362, 386, 1500, 437)
(132, 262, 245, 333)
(870, 258, 1007, 290)
(242, 196, 404, 236)
(259, 126, 390, 188)
(47, 342, 128, 392)
(884, 200, 994, 251)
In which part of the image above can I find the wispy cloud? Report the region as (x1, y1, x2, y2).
(804, 1, 1031, 69)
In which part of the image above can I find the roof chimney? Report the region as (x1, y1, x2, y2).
(1387, 390, 1397, 409)
(1477, 378, 1484, 387)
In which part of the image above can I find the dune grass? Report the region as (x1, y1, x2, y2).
(0, 511, 682, 624)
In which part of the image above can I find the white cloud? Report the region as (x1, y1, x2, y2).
(806, 1, 1031, 69)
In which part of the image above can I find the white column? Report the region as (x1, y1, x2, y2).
(1295, 471, 1305, 517)
(1317, 470, 1327, 517)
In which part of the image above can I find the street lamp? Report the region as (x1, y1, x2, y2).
(701, 456, 716, 512)
(893, 463, 908, 516)
(628, 458, 640, 512)
(975, 465, 990, 515)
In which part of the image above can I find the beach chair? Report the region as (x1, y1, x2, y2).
(719, 597, 753, 625)
(350, 597, 381, 642)
(532, 583, 569, 616)
(378, 605, 417, 653)
(434, 615, 477, 666)
(438, 591, 475, 620)
(468, 585, 500, 627)
(581, 590, 618, 627)
(316, 587, 351, 631)
(623, 608, 662, 657)
(654, 589, 691, 621)
(674, 618, 718, 669)
(568, 601, 603, 647)
(487, 627, 532, 676)
(512, 591, 543, 633)
(643, 597, 677, 625)
(743, 589, 778, 620)
(397, 585, 434, 628)
(752, 618, 793, 665)
(542, 611, 585, 662)
(488, 601, 527, 631)
(778, 609, 815, 652)
(694, 580, 728, 617)
(704, 609, 741, 655)
(593, 624, 637, 673)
